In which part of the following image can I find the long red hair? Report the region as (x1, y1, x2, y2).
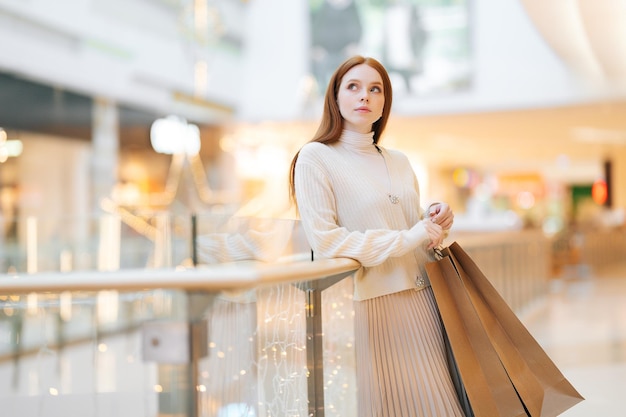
(288, 56, 393, 205)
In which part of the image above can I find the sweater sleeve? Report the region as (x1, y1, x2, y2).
(195, 218, 293, 264)
(294, 148, 430, 267)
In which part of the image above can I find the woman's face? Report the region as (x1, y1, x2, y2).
(337, 64, 385, 134)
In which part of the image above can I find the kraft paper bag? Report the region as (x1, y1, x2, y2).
(442, 320, 475, 417)
(444, 241, 584, 417)
(426, 256, 528, 417)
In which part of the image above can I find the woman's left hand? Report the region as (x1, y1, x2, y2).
(428, 202, 454, 230)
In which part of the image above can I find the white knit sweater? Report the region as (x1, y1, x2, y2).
(294, 129, 436, 301)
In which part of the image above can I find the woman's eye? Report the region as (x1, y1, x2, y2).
(370, 86, 382, 93)
(347, 83, 358, 90)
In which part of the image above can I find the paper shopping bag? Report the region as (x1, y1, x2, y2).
(444, 241, 584, 417)
(426, 256, 528, 417)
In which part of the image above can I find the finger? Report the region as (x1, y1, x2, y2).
(439, 217, 453, 229)
(435, 212, 454, 227)
(427, 204, 440, 218)
(428, 235, 443, 249)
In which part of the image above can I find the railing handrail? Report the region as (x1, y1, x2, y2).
(0, 257, 361, 293)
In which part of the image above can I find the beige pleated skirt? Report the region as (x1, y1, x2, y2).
(354, 286, 466, 417)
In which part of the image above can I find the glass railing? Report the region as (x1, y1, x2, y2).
(0, 214, 360, 417)
(0, 275, 362, 417)
(3, 214, 620, 416)
(0, 211, 191, 274)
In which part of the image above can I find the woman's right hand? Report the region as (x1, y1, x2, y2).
(422, 219, 444, 249)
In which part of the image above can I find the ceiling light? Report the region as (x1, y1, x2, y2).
(150, 115, 201, 155)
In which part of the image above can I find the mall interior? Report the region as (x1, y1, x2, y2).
(0, 0, 625, 416)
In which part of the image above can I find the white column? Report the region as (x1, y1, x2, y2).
(91, 98, 119, 213)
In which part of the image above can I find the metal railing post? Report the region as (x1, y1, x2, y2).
(302, 271, 355, 416)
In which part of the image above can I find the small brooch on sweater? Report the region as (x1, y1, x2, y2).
(415, 276, 426, 290)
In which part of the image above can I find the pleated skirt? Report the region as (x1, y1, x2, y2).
(354, 286, 466, 417)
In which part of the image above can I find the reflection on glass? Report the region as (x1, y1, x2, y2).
(0, 215, 363, 416)
(309, 0, 472, 97)
(0, 290, 184, 416)
(311, 0, 364, 90)
(195, 216, 307, 264)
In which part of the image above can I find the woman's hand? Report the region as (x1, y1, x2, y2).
(422, 219, 444, 249)
(428, 202, 454, 231)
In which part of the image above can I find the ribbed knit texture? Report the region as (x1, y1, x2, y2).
(294, 129, 436, 300)
(295, 130, 463, 416)
(196, 217, 295, 264)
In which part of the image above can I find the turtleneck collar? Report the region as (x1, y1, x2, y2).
(338, 129, 377, 153)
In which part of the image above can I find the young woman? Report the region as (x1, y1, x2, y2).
(289, 56, 464, 416)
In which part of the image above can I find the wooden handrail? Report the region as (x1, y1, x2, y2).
(0, 257, 361, 293)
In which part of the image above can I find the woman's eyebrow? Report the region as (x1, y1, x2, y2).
(344, 78, 382, 85)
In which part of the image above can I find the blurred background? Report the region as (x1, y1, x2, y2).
(0, 0, 624, 243)
(1, 1, 626, 416)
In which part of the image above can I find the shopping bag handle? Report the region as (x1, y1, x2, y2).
(433, 245, 446, 260)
